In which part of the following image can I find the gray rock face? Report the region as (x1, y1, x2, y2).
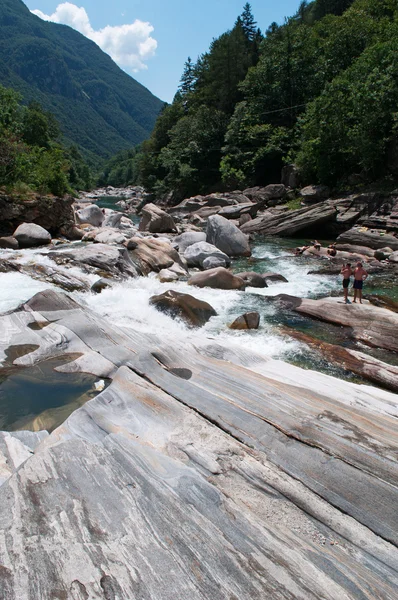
(1, 292, 398, 598)
(173, 232, 207, 253)
(188, 267, 246, 290)
(139, 203, 177, 233)
(206, 215, 251, 257)
(13, 222, 51, 247)
(48, 243, 138, 279)
(241, 202, 337, 236)
(75, 204, 105, 227)
(183, 241, 230, 269)
(150, 289, 217, 327)
(337, 227, 398, 251)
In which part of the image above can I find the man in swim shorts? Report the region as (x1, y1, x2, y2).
(340, 263, 352, 303)
(353, 262, 368, 304)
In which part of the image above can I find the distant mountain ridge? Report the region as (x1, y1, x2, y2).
(0, 0, 163, 163)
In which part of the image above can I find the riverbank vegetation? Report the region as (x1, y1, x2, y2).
(0, 85, 91, 196)
(98, 0, 398, 201)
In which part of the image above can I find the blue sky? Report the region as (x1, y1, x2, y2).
(25, 0, 303, 103)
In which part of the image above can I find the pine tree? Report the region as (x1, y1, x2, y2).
(241, 3, 257, 41)
(178, 57, 195, 96)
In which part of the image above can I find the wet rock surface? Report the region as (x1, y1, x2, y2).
(150, 289, 217, 327)
(0, 291, 397, 599)
(188, 267, 246, 290)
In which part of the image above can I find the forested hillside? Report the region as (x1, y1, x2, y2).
(0, 0, 163, 164)
(104, 0, 397, 200)
(0, 84, 91, 195)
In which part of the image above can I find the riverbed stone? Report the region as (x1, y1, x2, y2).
(150, 289, 217, 327)
(229, 311, 260, 330)
(183, 241, 230, 268)
(206, 215, 251, 257)
(127, 237, 186, 276)
(235, 271, 267, 288)
(188, 267, 246, 290)
(173, 231, 207, 253)
(0, 236, 18, 249)
(262, 272, 289, 284)
(75, 204, 105, 227)
(157, 268, 179, 283)
(138, 203, 177, 233)
(13, 222, 51, 247)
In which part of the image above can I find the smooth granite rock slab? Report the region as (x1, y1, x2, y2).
(1, 290, 398, 599)
(1, 367, 397, 599)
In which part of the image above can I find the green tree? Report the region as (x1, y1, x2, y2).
(241, 3, 257, 41)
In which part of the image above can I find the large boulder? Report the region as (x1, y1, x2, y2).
(300, 185, 330, 203)
(75, 204, 105, 227)
(138, 203, 177, 233)
(183, 241, 230, 269)
(173, 232, 206, 253)
(127, 237, 186, 276)
(229, 312, 260, 330)
(13, 222, 51, 247)
(206, 215, 251, 257)
(241, 202, 337, 236)
(149, 290, 217, 327)
(336, 227, 398, 251)
(188, 267, 246, 290)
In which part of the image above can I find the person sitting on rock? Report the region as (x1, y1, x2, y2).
(340, 263, 352, 304)
(353, 262, 368, 304)
(327, 243, 337, 257)
(312, 240, 321, 251)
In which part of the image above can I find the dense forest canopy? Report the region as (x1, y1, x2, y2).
(0, 85, 91, 195)
(99, 0, 398, 200)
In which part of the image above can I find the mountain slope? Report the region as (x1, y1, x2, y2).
(0, 0, 163, 162)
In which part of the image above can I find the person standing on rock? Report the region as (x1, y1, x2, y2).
(353, 262, 368, 304)
(340, 263, 352, 303)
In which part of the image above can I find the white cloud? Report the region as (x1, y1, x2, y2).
(31, 2, 157, 71)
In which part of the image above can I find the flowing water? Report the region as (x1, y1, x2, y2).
(1, 234, 397, 432)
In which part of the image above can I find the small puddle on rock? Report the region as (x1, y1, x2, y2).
(0, 353, 107, 432)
